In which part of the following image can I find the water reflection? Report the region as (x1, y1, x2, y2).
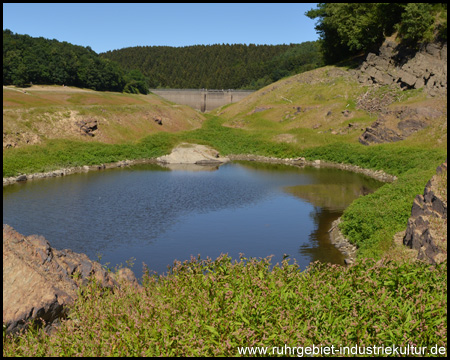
(284, 182, 376, 265)
(3, 161, 383, 278)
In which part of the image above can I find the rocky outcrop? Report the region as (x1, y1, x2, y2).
(359, 118, 404, 145)
(3, 224, 139, 334)
(403, 160, 447, 264)
(352, 40, 447, 97)
(76, 118, 98, 137)
(3, 131, 41, 148)
(359, 105, 442, 145)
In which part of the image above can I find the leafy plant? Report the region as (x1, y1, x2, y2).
(3, 256, 446, 356)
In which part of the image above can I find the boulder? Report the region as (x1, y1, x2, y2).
(3, 225, 139, 334)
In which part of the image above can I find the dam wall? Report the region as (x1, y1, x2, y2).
(149, 89, 254, 112)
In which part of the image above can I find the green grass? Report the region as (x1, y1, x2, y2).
(3, 67, 447, 356)
(3, 256, 447, 356)
(3, 114, 299, 178)
(298, 142, 446, 257)
(3, 114, 446, 262)
(2, 133, 177, 177)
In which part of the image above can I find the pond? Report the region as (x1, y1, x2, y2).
(3, 161, 382, 279)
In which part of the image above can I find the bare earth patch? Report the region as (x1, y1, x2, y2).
(3, 86, 206, 147)
(157, 143, 229, 164)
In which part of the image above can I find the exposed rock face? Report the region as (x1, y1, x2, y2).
(76, 118, 98, 137)
(3, 131, 41, 148)
(352, 40, 447, 97)
(359, 118, 404, 145)
(3, 224, 139, 334)
(359, 105, 442, 145)
(403, 160, 447, 264)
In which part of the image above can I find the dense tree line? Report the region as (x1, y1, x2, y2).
(3, 28, 323, 91)
(3, 4, 447, 92)
(100, 42, 323, 90)
(3, 30, 149, 94)
(306, 3, 447, 64)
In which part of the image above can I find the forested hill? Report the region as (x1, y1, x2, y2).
(100, 42, 323, 89)
(3, 29, 150, 94)
(3, 28, 323, 91)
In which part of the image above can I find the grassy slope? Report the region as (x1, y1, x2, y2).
(3, 67, 447, 256)
(3, 85, 205, 145)
(3, 66, 447, 355)
(210, 66, 447, 258)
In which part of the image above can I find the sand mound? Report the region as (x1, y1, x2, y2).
(157, 143, 229, 164)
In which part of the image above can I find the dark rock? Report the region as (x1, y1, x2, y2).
(293, 106, 302, 115)
(358, 105, 443, 145)
(353, 39, 447, 96)
(77, 118, 98, 137)
(153, 116, 163, 125)
(359, 120, 403, 145)
(403, 160, 447, 264)
(397, 119, 428, 136)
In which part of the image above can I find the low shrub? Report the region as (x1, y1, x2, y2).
(3, 256, 446, 356)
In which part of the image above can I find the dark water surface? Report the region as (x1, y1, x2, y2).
(3, 161, 382, 279)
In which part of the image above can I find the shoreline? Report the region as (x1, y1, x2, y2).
(227, 154, 397, 183)
(2, 153, 397, 186)
(3, 153, 397, 264)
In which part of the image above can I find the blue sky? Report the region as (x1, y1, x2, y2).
(3, 3, 319, 54)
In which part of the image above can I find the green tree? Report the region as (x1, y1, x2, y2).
(3, 29, 129, 92)
(123, 69, 149, 94)
(306, 3, 405, 64)
(397, 3, 435, 43)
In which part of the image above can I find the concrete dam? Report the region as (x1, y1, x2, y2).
(150, 89, 255, 112)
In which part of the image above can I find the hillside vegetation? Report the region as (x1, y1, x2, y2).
(3, 3, 447, 356)
(3, 29, 323, 92)
(3, 85, 205, 149)
(4, 63, 447, 258)
(101, 42, 323, 89)
(2, 30, 150, 94)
